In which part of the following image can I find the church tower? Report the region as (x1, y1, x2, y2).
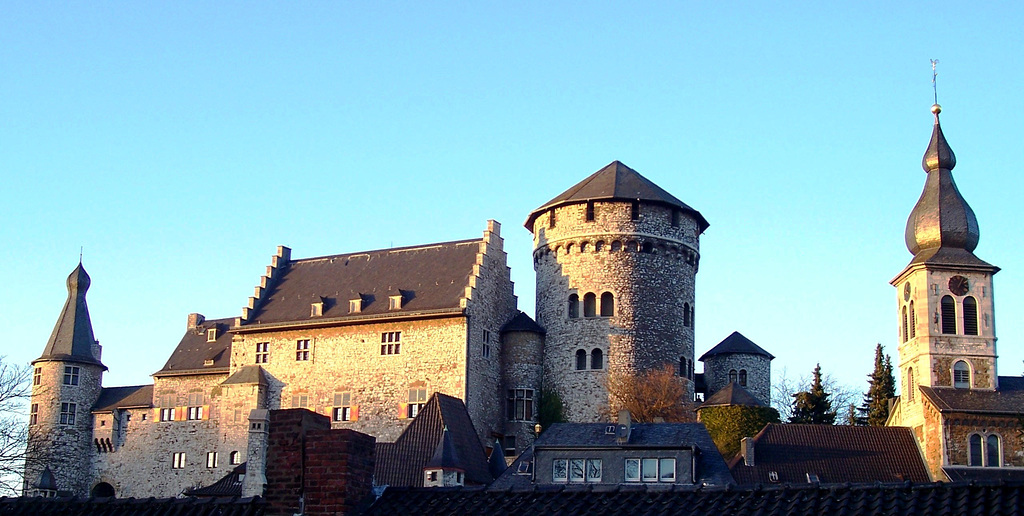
(527, 161, 708, 421)
(890, 105, 1000, 437)
(25, 263, 106, 496)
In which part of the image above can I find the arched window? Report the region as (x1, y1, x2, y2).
(611, 241, 622, 252)
(600, 292, 614, 316)
(963, 296, 979, 335)
(970, 434, 983, 466)
(953, 360, 970, 389)
(568, 294, 579, 319)
(575, 350, 587, 371)
(583, 293, 597, 317)
(595, 241, 605, 252)
(590, 349, 603, 370)
(690, 304, 695, 328)
(986, 435, 1000, 467)
(907, 368, 915, 401)
(909, 301, 916, 338)
(728, 369, 738, 384)
(683, 303, 691, 327)
(738, 369, 747, 387)
(230, 451, 241, 465)
(941, 295, 957, 334)
(641, 242, 653, 253)
(902, 306, 908, 343)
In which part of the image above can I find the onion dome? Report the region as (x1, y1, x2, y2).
(904, 105, 980, 256)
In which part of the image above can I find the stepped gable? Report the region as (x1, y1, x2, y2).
(155, 317, 234, 377)
(525, 160, 709, 231)
(699, 331, 774, 361)
(727, 423, 930, 485)
(243, 239, 483, 326)
(92, 385, 154, 412)
(374, 393, 491, 487)
(35, 263, 104, 368)
(918, 376, 1024, 414)
(700, 383, 766, 408)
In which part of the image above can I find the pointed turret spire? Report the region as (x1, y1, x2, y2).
(34, 263, 105, 368)
(904, 105, 980, 257)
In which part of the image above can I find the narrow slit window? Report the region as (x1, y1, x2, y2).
(586, 201, 595, 222)
(941, 295, 957, 334)
(963, 296, 979, 335)
(909, 301, 916, 338)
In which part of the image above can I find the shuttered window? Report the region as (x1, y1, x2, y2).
(941, 296, 957, 334)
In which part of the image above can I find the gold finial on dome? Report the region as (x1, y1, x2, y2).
(931, 103, 941, 115)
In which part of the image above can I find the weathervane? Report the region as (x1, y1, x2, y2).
(930, 59, 939, 105)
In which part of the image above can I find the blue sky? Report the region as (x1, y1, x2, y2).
(2, 2, 1022, 397)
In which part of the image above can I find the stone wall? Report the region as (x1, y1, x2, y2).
(533, 200, 700, 422)
(500, 330, 543, 454)
(943, 413, 1024, 468)
(703, 354, 771, 405)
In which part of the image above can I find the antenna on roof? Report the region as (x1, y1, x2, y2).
(930, 59, 940, 105)
(79, 246, 83, 264)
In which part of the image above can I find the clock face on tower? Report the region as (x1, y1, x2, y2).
(903, 283, 911, 301)
(948, 275, 970, 296)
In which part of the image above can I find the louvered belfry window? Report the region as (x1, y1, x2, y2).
(941, 296, 957, 334)
(963, 296, 979, 336)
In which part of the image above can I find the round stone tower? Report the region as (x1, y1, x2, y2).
(26, 263, 106, 496)
(526, 161, 708, 422)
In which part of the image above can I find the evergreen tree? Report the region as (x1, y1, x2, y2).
(845, 403, 859, 425)
(789, 364, 836, 424)
(858, 344, 896, 426)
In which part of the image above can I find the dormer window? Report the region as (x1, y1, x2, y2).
(206, 328, 217, 342)
(349, 297, 363, 313)
(389, 294, 403, 310)
(203, 359, 214, 367)
(311, 301, 324, 317)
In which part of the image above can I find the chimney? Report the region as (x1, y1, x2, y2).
(616, 411, 631, 444)
(188, 313, 205, 330)
(741, 437, 755, 466)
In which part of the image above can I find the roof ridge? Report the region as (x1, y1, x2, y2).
(292, 238, 483, 264)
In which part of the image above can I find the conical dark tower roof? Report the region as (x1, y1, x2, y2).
(525, 161, 709, 231)
(34, 263, 105, 368)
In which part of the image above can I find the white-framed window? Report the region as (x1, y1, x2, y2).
(63, 366, 80, 386)
(333, 392, 352, 422)
(30, 403, 38, 425)
(207, 328, 217, 342)
(552, 458, 603, 483)
(586, 459, 602, 482)
(172, 452, 186, 469)
(507, 389, 534, 421)
(482, 330, 492, 358)
(407, 388, 427, 418)
(206, 451, 218, 468)
(552, 459, 568, 482)
(160, 408, 176, 422)
(626, 457, 677, 483)
(255, 342, 269, 363)
(230, 451, 241, 465)
(187, 393, 205, 420)
(381, 332, 401, 355)
(187, 406, 203, 420)
(953, 360, 971, 389)
(59, 402, 77, 425)
(296, 339, 310, 361)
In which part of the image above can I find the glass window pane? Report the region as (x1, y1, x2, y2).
(625, 459, 640, 481)
(986, 435, 1000, 467)
(552, 459, 568, 482)
(969, 434, 983, 466)
(642, 458, 658, 482)
(586, 459, 602, 482)
(659, 458, 676, 482)
(569, 459, 585, 482)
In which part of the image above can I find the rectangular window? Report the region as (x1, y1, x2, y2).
(59, 402, 76, 425)
(503, 436, 517, 457)
(625, 458, 640, 482)
(552, 459, 568, 482)
(641, 458, 659, 482)
(291, 395, 309, 408)
(30, 404, 38, 425)
(549, 209, 556, 228)
(586, 459, 603, 482)
(172, 452, 186, 469)
(630, 202, 640, 221)
(482, 330, 492, 358)
(381, 332, 402, 355)
(333, 392, 352, 421)
(206, 451, 218, 468)
(569, 459, 585, 482)
(63, 366, 80, 386)
(506, 389, 534, 421)
(407, 388, 427, 418)
(33, 367, 41, 386)
(659, 458, 676, 482)
(160, 408, 176, 422)
(296, 339, 310, 361)
(187, 406, 204, 420)
(671, 210, 680, 227)
(586, 201, 595, 222)
(186, 393, 205, 420)
(255, 342, 269, 364)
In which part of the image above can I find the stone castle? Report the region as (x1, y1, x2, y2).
(25, 161, 774, 498)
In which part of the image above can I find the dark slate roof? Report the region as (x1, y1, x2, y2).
(905, 246, 998, 271)
(221, 365, 269, 386)
(698, 332, 774, 361)
(499, 311, 545, 334)
(155, 318, 234, 377)
(92, 385, 154, 412)
(487, 441, 509, 480)
(364, 481, 1024, 516)
(700, 383, 766, 408)
(184, 463, 246, 497)
(424, 428, 461, 470)
(35, 264, 105, 368)
(943, 467, 1024, 482)
(374, 393, 492, 487)
(35, 467, 57, 491)
(525, 161, 709, 232)
(727, 424, 931, 485)
(919, 376, 1024, 415)
(243, 240, 483, 327)
(0, 496, 266, 515)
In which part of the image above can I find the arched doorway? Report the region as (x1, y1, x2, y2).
(91, 482, 115, 498)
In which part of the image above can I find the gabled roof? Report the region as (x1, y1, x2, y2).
(92, 384, 154, 412)
(221, 365, 269, 386)
(918, 376, 1024, 415)
(700, 383, 766, 408)
(525, 161, 709, 231)
(699, 331, 774, 361)
(35, 264, 105, 369)
(499, 311, 545, 334)
(183, 463, 246, 497)
(155, 318, 233, 376)
(727, 423, 931, 485)
(374, 393, 491, 487)
(364, 481, 1024, 515)
(243, 240, 482, 327)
